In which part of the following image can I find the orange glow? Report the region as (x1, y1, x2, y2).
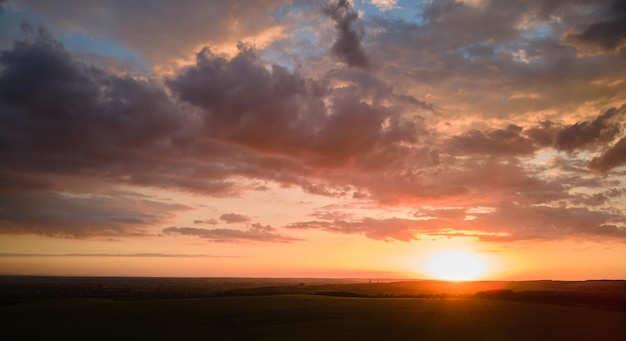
(423, 251, 487, 281)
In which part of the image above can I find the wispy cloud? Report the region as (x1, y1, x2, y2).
(163, 224, 300, 243)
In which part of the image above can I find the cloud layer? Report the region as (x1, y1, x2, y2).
(0, 0, 625, 243)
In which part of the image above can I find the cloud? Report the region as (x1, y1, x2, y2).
(286, 203, 626, 242)
(220, 213, 252, 224)
(8, 23, 621, 219)
(524, 121, 561, 148)
(163, 224, 299, 243)
(168, 43, 421, 171)
(552, 105, 625, 152)
(365, 0, 626, 122)
(9, 0, 289, 71)
(561, 0, 626, 55)
(0, 27, 196, 184)
(570, 188, 626, 206)
(286, 217, 424, 242)
(0, 26, 257, 198)
(0, 27, 426, 220)
(446, 125, 535, 156)
(310, 210, 353, 221)
(2, 2, 626, 246)
(589, 136, 626, 172)
(368, 0, 397, 11)
(465, 204, 626, 242)
(194, 219, 218, 225)
(442, 105, 626, 175)
(323, 0, 370, 68)
(0, 190, 189, 238)
(285, 214, 503, 242)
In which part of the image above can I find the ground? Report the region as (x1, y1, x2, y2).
(2, 295, 625, 340)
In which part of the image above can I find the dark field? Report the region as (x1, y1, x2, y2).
(1, 277, 625, 340)
(2, 295, 625, 340)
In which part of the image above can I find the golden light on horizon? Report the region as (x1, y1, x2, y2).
(423, 251, 487, 281)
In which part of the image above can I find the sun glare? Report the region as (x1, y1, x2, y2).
(423, 251, 486, 281)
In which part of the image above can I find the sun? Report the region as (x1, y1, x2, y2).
(423, 251, 486, 281)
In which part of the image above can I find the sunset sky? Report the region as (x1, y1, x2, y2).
(1, 0, 625, 280)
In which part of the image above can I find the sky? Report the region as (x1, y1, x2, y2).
(0, 0, 625, 280)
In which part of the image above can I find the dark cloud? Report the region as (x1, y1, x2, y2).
(323, 0, 370, 68)
(447, 125, 535, 156)
(442, 104, 626, 175)
(0, 26, 266, 206)
(552, 105, 625, 152)
(0, 27, 427, 220)
(167, 44, 323, 152)
(168, 43, 419, 170)
(0, 27, 193, 184)
(589, 136, 626, 172)
(525, 121, 561, 148)
(0, 29, 209, 237)
(562, 0, 626, 55)
(163, 224, 299, 243)
(219, 213, 251, 224)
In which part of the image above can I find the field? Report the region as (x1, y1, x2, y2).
(1, 295, 625, 340)
(1, 277, 625, 340)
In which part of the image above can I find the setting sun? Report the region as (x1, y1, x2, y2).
(424, 251, 487, 281)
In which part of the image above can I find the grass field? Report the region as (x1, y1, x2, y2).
(2, 295, 624, 340)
